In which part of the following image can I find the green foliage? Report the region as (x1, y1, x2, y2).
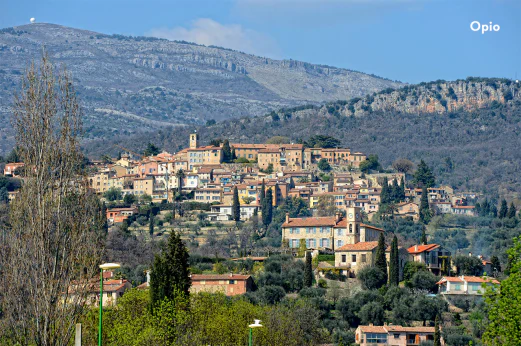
(304, 252, 313, 287)
(507, 202, 517, 219)
(104, 187, 123, 201)
(403, 262, 428, 282)
(149, 213, 154, 236)
(317, 158, 331, 171)
(232, 186, 240, 222)
(357, 266, 386, 290)
(262, 189, 273, 229)
(143, 142, 161, 157)
(359, 154, 381, 173)
(453, 255, 483, 276)
(389, 236, 399, 285)
(222, 140, 232, 163)
(483, 238, 521, 345)
(419, 185, 432, 224)
(150, 231, 191, 309)
(413, 159, 435, 188)
(235, 157, 250, 163)
(498, 199, 508, 219)
(303, 135, 341, 149)
(410, 270, 438, 292)
(123, 193, 136, 205)
(375, 232, 388, 284)
(421, 226, 428, 244)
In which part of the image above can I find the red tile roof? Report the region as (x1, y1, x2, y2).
(407, 244, 440, 254)
(336, 241, 379, 251)
(282, 216, 338, 227)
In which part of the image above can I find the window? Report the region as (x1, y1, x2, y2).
(454, 284, 462, 291)
(394, 334, 400, 339)
(337, 229, 344, 236)
(289, 228, 293, 234)
(229, 280, 235, 284)
(365, 333, 387, 343)
(341, 255, 346, 263)
(361, 254, 367, 263)
(352, 255, 357, 263)
(337, 240, 343, 247)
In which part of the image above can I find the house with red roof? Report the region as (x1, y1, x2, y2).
(190, 273, 253, 296)
(407, 244, 451, 275)
(436, 276, 499, 295)
(355, 324, 443, 346)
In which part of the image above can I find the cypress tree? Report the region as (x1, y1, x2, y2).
(421, 225, 428, 244)
(507, 202, 517, 219)
(262, 188, 273, 229)
(490, 204, 498, 218)
(399, 176, 406, 201)
(433, 315, 441, 346)
(149, 213, 154, 236)
(375, 232, 388, 284)
(260, 179, 265, 206)
(419, 185, 431, 224)
(499, 199, 508, 219)
(101, 201, 109, 234)
(222, 140, 232, 162)
(482, 198, 490, 216)
(150, 231, 191, 309)
(380, 177, 390, 204)
(389, 235, 399, 285)
(232, 186, 240, 222)
(304, 251, 313, 287)
(391, 178, 400, 203)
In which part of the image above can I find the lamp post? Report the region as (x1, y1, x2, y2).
(98, 263, 120, 346)
(248, 319, 263, 346)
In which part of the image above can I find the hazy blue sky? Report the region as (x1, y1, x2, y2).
(2, 0, 520, 83)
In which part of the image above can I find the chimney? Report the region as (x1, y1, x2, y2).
(285, 212, 290, 224)
(229, 273, 233, 278)
(469, 252, 472, 257)
(369, 323, 374, 326)
(335, 212, 341, 223)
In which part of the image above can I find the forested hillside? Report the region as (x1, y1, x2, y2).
(83, 78, 521, 198)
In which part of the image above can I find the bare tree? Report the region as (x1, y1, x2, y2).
(0, 54, 105, 345)
(392, 158, 414, 174)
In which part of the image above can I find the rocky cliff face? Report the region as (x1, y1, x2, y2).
(0, 23, 401, 154)
(321, 79, 520, 118)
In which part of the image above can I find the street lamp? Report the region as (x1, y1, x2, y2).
(248, 319, 263, 346)
(98, 263, 120, 346)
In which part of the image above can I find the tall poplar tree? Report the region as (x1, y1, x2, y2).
(389, 235, 399, 286)
(421, 226, 428, 245)
(507, 202, 517, 219)
(375, 232, 388, 284)
(149, 213, 154, 236)
(380, 177, 390, 204)
(232, 186, 240, 222)
(150, 231, 191, 309)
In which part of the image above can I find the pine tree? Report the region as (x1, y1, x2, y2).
(413, 159, 435, 188)
(150, 231, 191, 308)
(262, 188, 273, 229)
(149, 213, 154, 236)
(389, 235, 399, 286)
(507, 202, 517, 219)
(375, 232, 388, 284)
(499, 199, 508, 219)
(232, 186, 240, 222)
(421, 225, 428, 244)
(304, 251, 313, 287)
(419, 185, 431, 224)
(433, 315, 441, 346)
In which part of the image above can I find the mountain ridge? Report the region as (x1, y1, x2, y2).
(0, 23, 402, 154)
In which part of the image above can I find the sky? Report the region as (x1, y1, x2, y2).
(1, 0, 520, 83)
